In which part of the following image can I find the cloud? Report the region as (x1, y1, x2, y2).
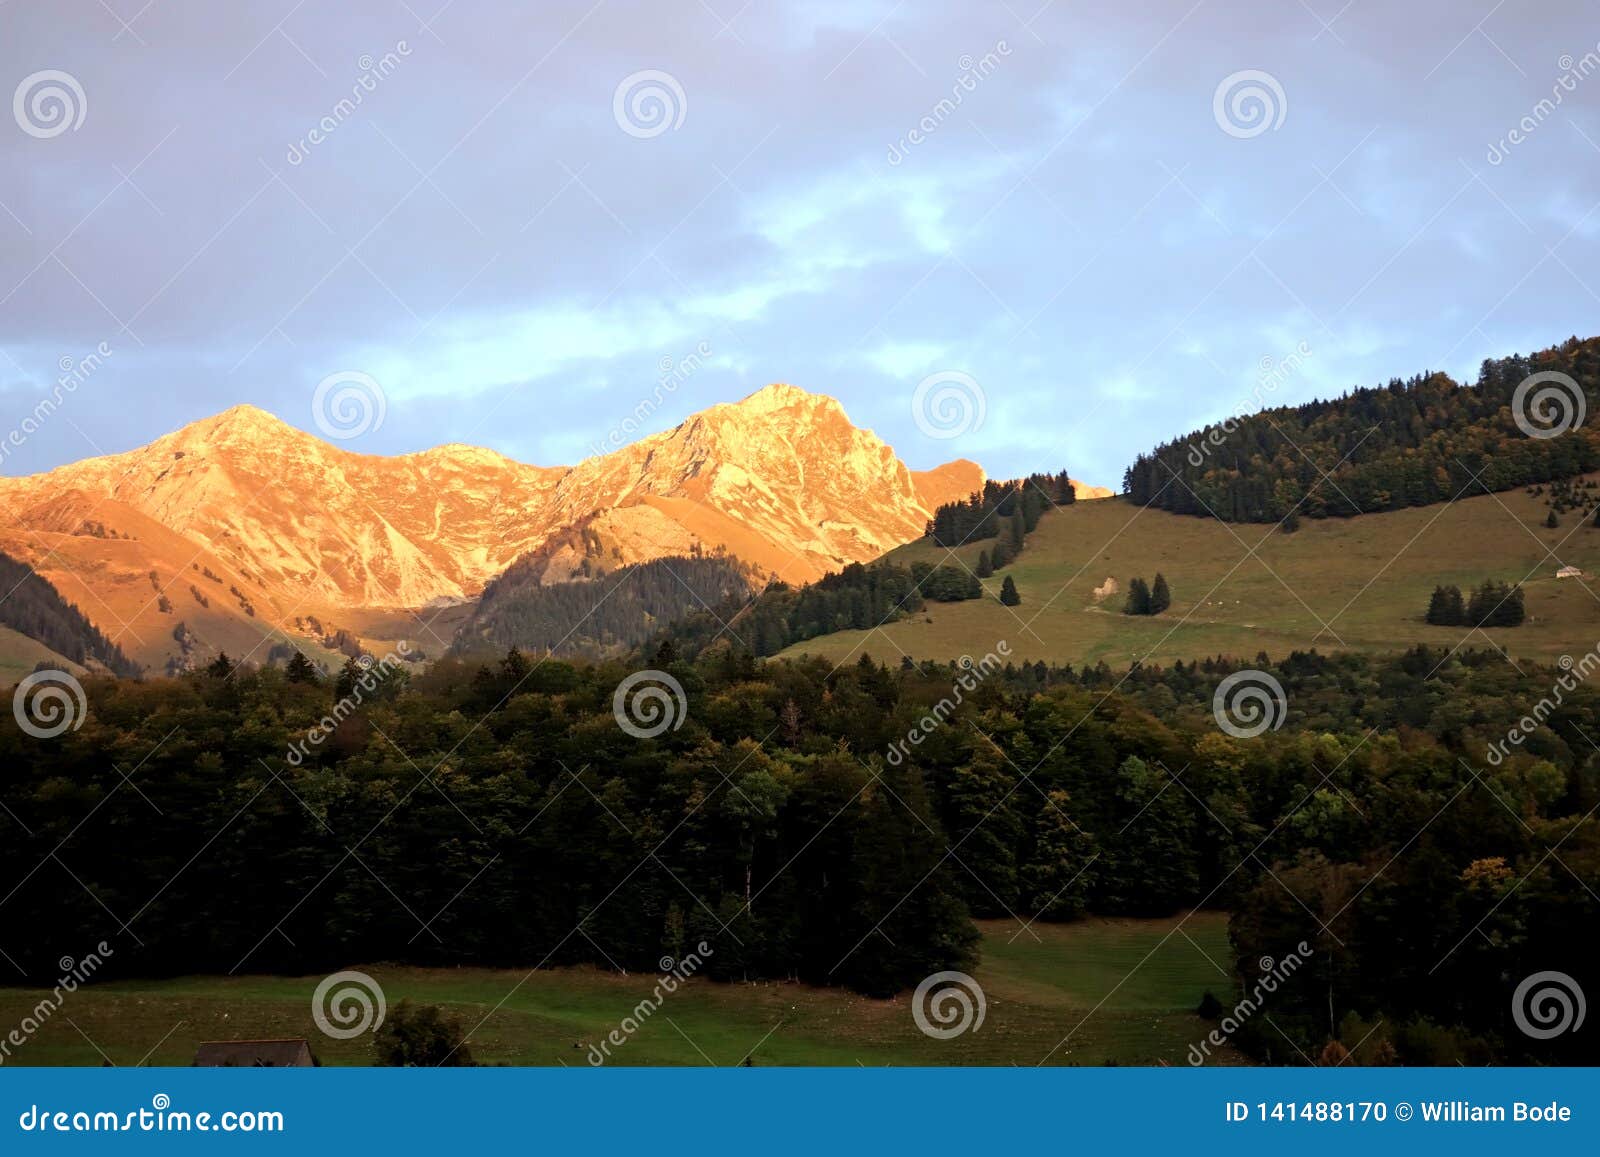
(0, 0, 1596, 495)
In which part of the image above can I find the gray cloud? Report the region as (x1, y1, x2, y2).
(2, 0, 1597, 490)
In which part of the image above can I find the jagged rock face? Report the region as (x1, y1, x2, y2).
(0, 384, 986, 668)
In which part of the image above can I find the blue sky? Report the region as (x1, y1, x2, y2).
(2, 0, 1599, 489)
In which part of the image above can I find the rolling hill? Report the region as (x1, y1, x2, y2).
(773, 482, 1600, 667)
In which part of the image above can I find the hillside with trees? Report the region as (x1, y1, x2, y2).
(0, 549, 140, 677)
(1124, 336, 1600, 523)
(656, 557, 993, 659)
(453, 554, 761, 658)
(926, 472, 1075, 558)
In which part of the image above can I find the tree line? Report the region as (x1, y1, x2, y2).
(1425, 581, 1526, 627)
(657, 557, 997, 660)
(1123, 337, 1600, 524)
(926, 472, 1075, 550)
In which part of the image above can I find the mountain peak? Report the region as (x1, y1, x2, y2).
(174, 403, 301, 446)
(729, 382, 845, 417)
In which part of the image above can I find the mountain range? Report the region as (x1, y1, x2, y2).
(0, 383, 1105, 675)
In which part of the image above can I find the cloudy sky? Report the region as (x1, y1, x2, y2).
(2, 0, 1598, 488)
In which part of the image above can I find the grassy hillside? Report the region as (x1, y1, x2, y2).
(0, 915, 1239, 1067)
(0, 625, 82, 685)
(777, 483, 1600, 667)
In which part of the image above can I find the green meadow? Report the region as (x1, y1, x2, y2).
(0, 914, 1240, 1067)
(777, 485, 1600, 668)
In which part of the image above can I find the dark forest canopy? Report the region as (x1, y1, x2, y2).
(1124, 336, 1600, 523)
(0, 549, 139, 676)
(1, 644, 1595, 1063)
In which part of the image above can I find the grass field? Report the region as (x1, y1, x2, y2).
(0, 626, 81, 686)
(0, 914, 1241, 1067)
(776, 484, 1600, 667)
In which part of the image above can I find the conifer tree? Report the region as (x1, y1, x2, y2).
(976, 550, 993, 578)
(1425, 585, 1465, 626)
(285, 651, 319, 684)
(335, 655, 364, 699)
(1123, 577, 1152, 616)
(1000, 575, 1021, 606)
(1150, 573, 1171, 614)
